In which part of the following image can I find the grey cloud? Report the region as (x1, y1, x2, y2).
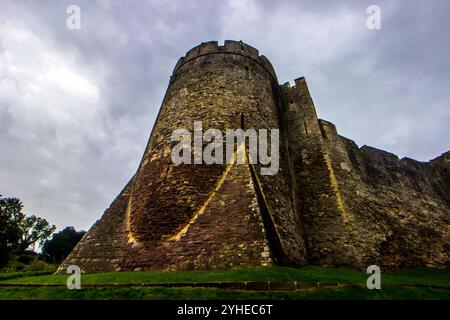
(0, 0, 449, 231)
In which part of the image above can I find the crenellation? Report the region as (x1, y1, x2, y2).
(198, 41, 219, 54)
(294, 76, 306, 86)
(173, 40, 277, 80)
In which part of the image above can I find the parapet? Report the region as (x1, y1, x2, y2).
(318, 119, 339, 140)
(280, 76, 313, 105)
(280, 77, 307, 91)
(173, 40, 277, 80)
(360, 145, 400, 162)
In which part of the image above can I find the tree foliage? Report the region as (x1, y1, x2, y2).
(0, 195, 55, 267)
(41, 227, 86, 263)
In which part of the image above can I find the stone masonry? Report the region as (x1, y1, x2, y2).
(58, 41, 449, 273)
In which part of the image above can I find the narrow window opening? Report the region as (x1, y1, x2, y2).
(304, 122, 308, 135)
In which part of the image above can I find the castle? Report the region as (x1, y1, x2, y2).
(58, 41, 450, 273)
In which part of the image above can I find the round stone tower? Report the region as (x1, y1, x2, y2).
(129, 40, 280, 242)
(59, 41, 307, 273)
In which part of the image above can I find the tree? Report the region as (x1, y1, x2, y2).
(41, 227, 86, 263)
(0, 196, 22, 266)
(0, 195, 56, 267)
(18, 214, 56, 252)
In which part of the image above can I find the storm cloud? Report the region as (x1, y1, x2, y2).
(0, 0, 449, 231)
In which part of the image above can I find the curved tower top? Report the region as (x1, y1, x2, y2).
(173, 40, 278, 81)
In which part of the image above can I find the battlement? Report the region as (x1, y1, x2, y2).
(280, 76, 315, 107)
(280, 77, 306, 90)
(173, 40, 277, 80)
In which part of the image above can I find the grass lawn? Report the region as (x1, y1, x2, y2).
(0, 266, 448, 300)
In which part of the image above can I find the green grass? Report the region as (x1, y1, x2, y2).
(0, 270, 55, 281)
(0, 286, 448, 300)
(1, 266, 368, 285)
(0, 266, 448, 300)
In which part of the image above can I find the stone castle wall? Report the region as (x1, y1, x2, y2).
(281, 78, 449, 270)
(59, 41, 449, 273)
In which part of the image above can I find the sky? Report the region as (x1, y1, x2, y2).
(1, 0, 449, 232)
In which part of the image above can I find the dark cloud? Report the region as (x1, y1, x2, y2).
(0, 0, 449, 231)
